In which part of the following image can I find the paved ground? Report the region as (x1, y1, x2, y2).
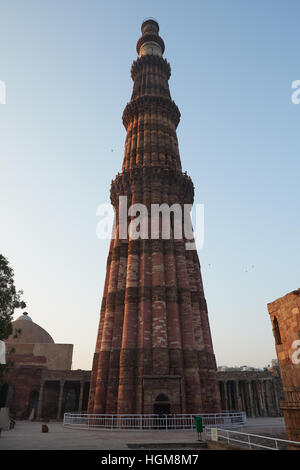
(234, 416, 287, 435)
(0, 417, 287, 450)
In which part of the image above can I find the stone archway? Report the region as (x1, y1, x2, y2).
(153, 393, 171, 415)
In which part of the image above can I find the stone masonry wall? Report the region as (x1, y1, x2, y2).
(268, 289, 300, 441)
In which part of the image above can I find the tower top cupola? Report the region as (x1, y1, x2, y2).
(136, 18, 165, 57)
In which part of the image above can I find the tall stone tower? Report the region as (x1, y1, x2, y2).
(88, 19, 221, 415)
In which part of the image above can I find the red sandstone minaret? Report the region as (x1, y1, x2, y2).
(88, 19, 221, 415)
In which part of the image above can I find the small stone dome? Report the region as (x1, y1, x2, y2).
(6, 312, 55, 344)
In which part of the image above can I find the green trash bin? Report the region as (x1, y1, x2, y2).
(194, 416, 203, 441)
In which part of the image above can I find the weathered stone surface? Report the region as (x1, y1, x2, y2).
(88, 20, 221, 415)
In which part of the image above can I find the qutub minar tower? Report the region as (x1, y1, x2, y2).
(88, 19, 221, 415)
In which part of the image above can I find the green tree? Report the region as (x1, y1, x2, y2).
(0, 254, 26, 385)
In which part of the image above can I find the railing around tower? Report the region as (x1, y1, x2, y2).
(63, 411, 246, 431)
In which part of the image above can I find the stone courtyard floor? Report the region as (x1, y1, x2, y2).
(0, 417, 287, 450)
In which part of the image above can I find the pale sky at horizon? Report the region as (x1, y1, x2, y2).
(1, 0, 300, 370)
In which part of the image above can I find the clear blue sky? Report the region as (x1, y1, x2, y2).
(1, 0, 299, 370)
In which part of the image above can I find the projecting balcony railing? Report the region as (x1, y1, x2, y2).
(63, 411, 246, 431)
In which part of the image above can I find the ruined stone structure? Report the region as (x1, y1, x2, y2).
(218, 370, 283, 417)
(268, 289, 300, 441)
(1, 313, 90, 419)
(5, 312, 73, 371)
(88, 19, 221, 415)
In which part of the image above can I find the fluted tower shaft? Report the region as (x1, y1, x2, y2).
(88, 19, 221, 415)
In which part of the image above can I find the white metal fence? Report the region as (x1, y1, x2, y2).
(204, 427, 300, 450)
(63, 411, 246, 431)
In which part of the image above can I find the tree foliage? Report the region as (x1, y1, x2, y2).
(0, 254, 26, 384)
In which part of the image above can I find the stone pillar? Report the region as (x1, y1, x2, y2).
(247, 381, 255, 417)
(37, 381, 45, 420)
(56, 381, 65, 420)
(227, 382, 233, 410)
(240, 381, 247, 414)
(219, 381, 225, 410)
(272, 381, 280, 416)
(255, 381, 262, 416)
(233, 380, 239, 411)
(264, 380, 273, 416)
(78, 381, 85, 412)
(268, 379, 280, 416)
(258, 380, 267, 416)
(236, 381, 242, 410)
(251, 381, 258, 416)
(262, 380, 268, 416)
(224, 381, 229, 411)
